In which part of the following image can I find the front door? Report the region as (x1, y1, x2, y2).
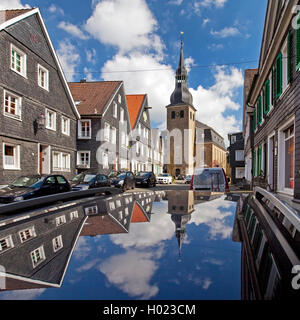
(40, 145, 50, 174)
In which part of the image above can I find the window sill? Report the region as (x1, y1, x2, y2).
(38, 85, 49, 92)
(4, 113, 22, 121)
(78, 137, 91, 140)
(3, 167, 21, 171)
(11, 68, 27, 79)
(46, 126, 56, 132)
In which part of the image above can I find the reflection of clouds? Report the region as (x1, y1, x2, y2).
(190, 196, 234, 239)
(0, 289, 46, 300)
(202, 258, 224, 266)
(76, 259, 101, 273)
(99, 250, 160, 299)
(187, 274, 212, 290)
(110, 203, 174, 248)
(73, 237, 91, 260)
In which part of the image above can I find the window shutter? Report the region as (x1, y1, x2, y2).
(296, 13, 300, 70)
(287, 31, 291, 83)
(264, 80, 270, 115)
(258, 96, 262, 125)
(253, 108, 257, 132)
(275, 53, 282, 98)
(253, 149, 256, 177)
(271, 68, 274, 106)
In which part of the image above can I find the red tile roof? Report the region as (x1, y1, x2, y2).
(0, 9, 34, 23)
(126, 94, 146, 130)
(68, 81, 122, 116)
(131, 202, 149, 223)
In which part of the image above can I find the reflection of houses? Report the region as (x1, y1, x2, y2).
(0, 202, 86, 291)
(234, 188, 300, 299)
(167, 191, 194, 257)
(80, 192, 154, 237)
(194, 191, 222, 205)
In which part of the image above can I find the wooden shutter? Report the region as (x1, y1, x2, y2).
(275, 53, 282, 98)
(258, 96, 262, 125)
(287, 31, 291, 83)
(253, 108, 257, 132)
(264, 80, 270, 115)
(296, 14, 300, 70)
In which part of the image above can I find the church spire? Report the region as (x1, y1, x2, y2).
(170, 40, 193, 106)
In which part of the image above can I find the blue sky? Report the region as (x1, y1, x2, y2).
(1, 0, 267, 141)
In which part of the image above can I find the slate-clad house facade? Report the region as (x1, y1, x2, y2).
(246, 0, 300, 201)
(0, 9, 80, 185)
(126, 94, 153, 173)
(228, 132, 245, 185)
(69, 80, 131, 174)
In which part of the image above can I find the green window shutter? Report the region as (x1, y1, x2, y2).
(275, 53, 282, 98)
(258, 96, 262, 124)
(288, 31, 291, 83)
(264, 80, 270, 114)
(253, 108, 257, 132)
(296, 13, 300, 70)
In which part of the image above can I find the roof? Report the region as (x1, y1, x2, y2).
(126, 94, 146, 129)
(68, 81, 122, 116)
(131, 202, 149, 223)
(0, 7, 80, 119)
(195, 120, 226, 149)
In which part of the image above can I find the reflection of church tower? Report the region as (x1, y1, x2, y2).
(166, 41, 196, 177)
(167, 191, 194, 259)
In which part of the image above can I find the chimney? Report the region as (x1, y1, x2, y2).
(80, 79, 87, 83)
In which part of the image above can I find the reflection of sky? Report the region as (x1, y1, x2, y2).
(0, 196, 241, 300)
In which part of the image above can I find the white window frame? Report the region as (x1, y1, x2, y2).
(281, 37, 289, 95)
(235, 150, 244, 161)
(120, 108, 124, 122)
(78, 120, 91, 139)
(10, 43, 27, 78)
(236, 167, 245, 179)
(77, 151, 90, 168)
(37, 64, 49, 91)
(19, 226, 36, 243)
(56, 215, 66, 226)
(111, 126, 117, 144)
(277, 117, 295, 195)
(121, 132, 126, 148)
(70, 211, 79, 220)
(118, 94, 122, 104)
(3, 90, 22, 121)
(3, 143, 20, 170)
(113, 101, 118, 118)
(0, 235, 14, 253)
(61, 116, 70, 136)
(231, 135, 236, 144)
(53, 152, 71, 172)
(104, 122, 110, 142)
(46, 109, 56, 131)
(53, 235, 63, 252)
(31, 246, 45, 268)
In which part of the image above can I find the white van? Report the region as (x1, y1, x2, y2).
(190, 168, 229, 192)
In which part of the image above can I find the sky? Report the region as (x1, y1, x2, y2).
(0, 0, 268, 143)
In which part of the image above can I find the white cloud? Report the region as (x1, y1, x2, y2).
(58, 21, 89, 40)
(202, 18, 210, 26)
(99, 250, 159, 299)
(57, 39, 80, 82)
(0, 0, 30, 10)
(86, 48, 97, 64)
(199, 0, 227, 8)
(73, 237, 91, 260)
(48, 4, 64, 15)
(184, 56, 195, 73)
(210, 26, 240, 38)
(208, 43, 224, 51)
(187, 274, 212, 290)
(85, 0, 162, 54)
(169, 0, 184, 5)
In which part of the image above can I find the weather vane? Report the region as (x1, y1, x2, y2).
(180, 31, 184, 44)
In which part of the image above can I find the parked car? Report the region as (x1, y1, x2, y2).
(190, 168, 229, 192)
(157, 173, 173, 184)
(185, 175, 193, 184)
(111, 171, 135, 191)
(71, 173, 111, 191)
(0, 175, 71, 204)
(176, 174, 186, 180)
(135, 172, 156, 188)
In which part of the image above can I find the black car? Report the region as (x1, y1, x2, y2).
(111, 171, 135, 191)
(135, 172, 156, 188)
(71, 173, 111, 191)
(0, 175, 71, 204)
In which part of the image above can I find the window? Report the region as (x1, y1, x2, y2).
(231, 135, 236, 144)
(53, 152, 70, 172)
(57, 176, 68, 185)
(235, 150, 244, 161)
(102, 152, 109, 169)
(121, 132, 126, 148)
(111, 127, 117, 144)
(236, 167, 245, 179)
(38, 64, 49, 90)
(120, 108, 124, 122)
(4, 90, 22, 120)
(77, 151, 90, 168)
(257, 96, 262, 125)
(10, 44, 26, 77)
(180, 110, 184, 118)
(113, 101, 117, 118)
(46, 109, 56, 131)
(284, 125, 294, 190)
(281, 38, 289, 93)
(56, 215, 66, 226)
(70, 211, 79, 220)
(296, 13, 300, 70)
(3, 143, 20, 170)
(19, 227, 36, 243)
(0, 236, 14, 253)
(61, 117, 70, 136)
(104, 122, 110, 141)
(171, 111, 175, 119)
(264, 80, 270, 115)
(118, 94, 122, 104)
(31, 246, 45, 268)
(253, 108, 257, 132)
(53, 235, 63, 252)
(78, 120, 91, 139)
(275, 52, 282, 98)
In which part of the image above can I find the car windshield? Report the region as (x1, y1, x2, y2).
(194, 170, 225, 187)
(11, 176, 41, 188)
(29, 177, 47, 189)
(117, 173, 127, 179)
(136, 172, 150, 177)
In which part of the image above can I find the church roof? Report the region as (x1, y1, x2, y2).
(126, 94, 147, 130)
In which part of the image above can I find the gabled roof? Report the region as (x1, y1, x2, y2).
(126, 94, 146, 130)
(68, 81, 122, 116)
(131, 202, 150, 223)
(0, 7, 80, 119)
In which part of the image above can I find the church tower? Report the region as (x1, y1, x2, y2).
(166, 41, 196, 177)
